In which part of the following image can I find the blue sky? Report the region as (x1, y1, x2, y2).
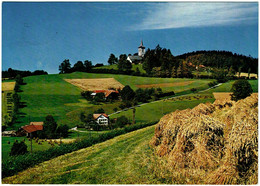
(2, 2, 258, 74)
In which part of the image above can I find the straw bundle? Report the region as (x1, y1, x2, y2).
(150, 94, 258, 184)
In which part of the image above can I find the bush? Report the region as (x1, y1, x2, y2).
(115, 116, 129, 128)
(231, 80, 253, 101)
(10, 141, 28, 156)
(190, 88, 197, 93)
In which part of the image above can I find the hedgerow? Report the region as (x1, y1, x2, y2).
(2, 121, 157, 178)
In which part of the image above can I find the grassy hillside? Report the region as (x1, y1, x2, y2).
(93, 64, 146, 74)
(3, 126, 159, 184)
(11, 72, 212, 129)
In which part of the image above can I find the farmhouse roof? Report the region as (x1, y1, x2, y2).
(30, 122, 44, 125)
(93, 90, 119, 98)
(22, 124, 43, 133)
(93, 113, 109, 120)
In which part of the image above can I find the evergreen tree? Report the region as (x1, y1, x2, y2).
(177, 65, 183, 78)
(43, 115, 58, 139)
(171, 66, 177, 78)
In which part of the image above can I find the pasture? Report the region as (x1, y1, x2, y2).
(2, 126, 159, 184)
(2, 137, 57, 160)
(10, 72, 212, 130)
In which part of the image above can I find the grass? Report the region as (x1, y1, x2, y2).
(203, 79, 258, 93)
(10, 72, 212, 130)
(2, 126, 160, 184)
(110, 95, 215, 123)
(2, 137, 58, 160)
(93, 63, 146, 74)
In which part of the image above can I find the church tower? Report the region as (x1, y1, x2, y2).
(138, 40, 145, 57)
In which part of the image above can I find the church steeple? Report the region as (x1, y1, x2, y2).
(138, 40, 145, 57)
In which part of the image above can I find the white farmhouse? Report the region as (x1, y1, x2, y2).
(93, 113, 109, 125)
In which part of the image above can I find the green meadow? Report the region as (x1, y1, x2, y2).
(3, 126, 160, 184)
(10, 72, 212, 130)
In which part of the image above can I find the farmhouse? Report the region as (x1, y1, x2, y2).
(127, 40, 145, 63)
(17, 122, 44, 137)
(91, 90, 119, 100)
(93, 113, 109, 125)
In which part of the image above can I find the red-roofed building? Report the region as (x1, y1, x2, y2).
(17, 122, 44, 137)
(93, 113, 109, 125)
(91, 90, 119, 100)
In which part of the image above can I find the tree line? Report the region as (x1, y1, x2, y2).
(176, 50, 258, 74)
(2, 68, 48, 79)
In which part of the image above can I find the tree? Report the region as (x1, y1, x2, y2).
(94, 108, 105, 113)
(108, 54, 118, 65)
(43, 115, 58, 138)
(120, 85, 135, 102)
(15, 74, 23, 85)
(73, 61, 85, 72)
(59, 59, 71, 74)
(171, 66, 177, 78)
(117, 54, 131, 72)
(56, 124, 69, 138)
(231, 80, 253, 101)
(115, 116, 129, 128)
(84, 60, 92, 72)
(177, 65, 183, 78)
(10, 141, 28, 156)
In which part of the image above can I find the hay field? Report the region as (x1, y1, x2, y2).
(236, 72, 258, 78)
(213, 92, 258, 102)
(2, 82, 16, 91)
(64, 78, 124, 91)
(150, 94, 258, 184)
(136, 81, 194, 88)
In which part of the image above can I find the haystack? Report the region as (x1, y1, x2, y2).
(150, 94, 258, 184)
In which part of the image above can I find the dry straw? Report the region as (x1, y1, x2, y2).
(150, 94, 258, 184)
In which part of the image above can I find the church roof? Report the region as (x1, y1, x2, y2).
(127, 55, 142, 62)
(138, 40, 145, 49)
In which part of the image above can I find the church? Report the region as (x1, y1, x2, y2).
(127, 40, 145, 63)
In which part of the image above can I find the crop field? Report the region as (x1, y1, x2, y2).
(235, 72, 258, 78)
(9, 72, 212, 130)
(64, 78, 124, 91)
(135, 81, 194, 88)
(2, 82, 16, 91)
(2, 82, 16, 124)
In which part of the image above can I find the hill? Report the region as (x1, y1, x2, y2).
(176, 50, 258, 74)
(11, 72, 213, 129)
(3, 93, 257, 184)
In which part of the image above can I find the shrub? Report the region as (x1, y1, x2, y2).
(231, 80, 253, 101)
(190, 88, 197, 93)
(9, 141, 28, 156)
